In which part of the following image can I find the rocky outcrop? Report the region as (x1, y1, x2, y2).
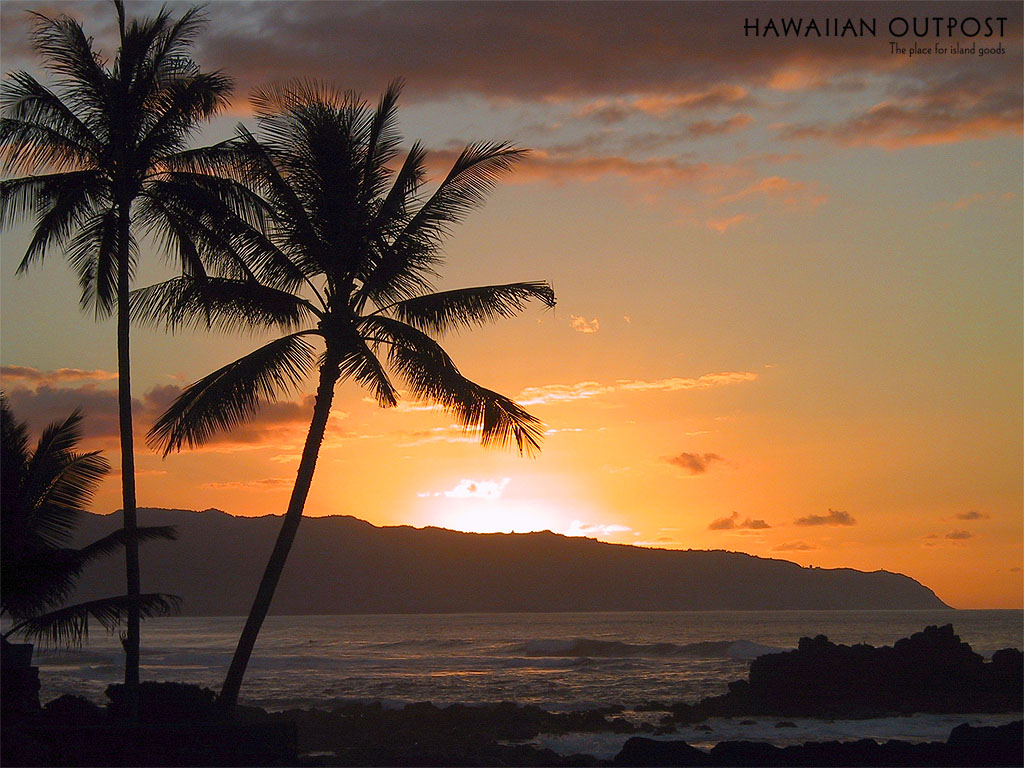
(613, 720, 1023, 766)
(668, 625, 1022, 721)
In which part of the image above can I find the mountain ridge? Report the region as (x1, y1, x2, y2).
(69, 507, 951, 614)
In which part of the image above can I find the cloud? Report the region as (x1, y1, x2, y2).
(667, 452, 724, 475)
(772, 541, 817, 551)
(564, 520, 633, 537)
(707, 214, 748, 233)
(202, 478, 293, 490)
(718, 176, 827, 210)
(687, 114, 754, 138)
(1, 365, 117, 385)
(517, 370, 758, 406)
(570, 315, 600, 334)
(708, 511, 770, 530)
(794, 508, 857, 526)
(577, 86, 753, 123)
(3, 380, 315, 452)
(418, 478, 510, 500)
(945, 529, 974, 540)
(395, 425, 481, 447)
(780, 83, 1022, 150)
(955, 510, 989, 520)
(515, 151, 712, 187)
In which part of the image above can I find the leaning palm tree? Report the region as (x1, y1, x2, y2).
(0, 1, 243, 710)
(1, 394, 180, 647)
(135, 80, 555, 709)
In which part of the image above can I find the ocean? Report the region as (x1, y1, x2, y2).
(29, 609, 1023, 755)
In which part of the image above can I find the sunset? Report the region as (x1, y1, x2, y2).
(1, 2, 1021, 765)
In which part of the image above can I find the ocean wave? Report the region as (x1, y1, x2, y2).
(518, 638, 784, 659)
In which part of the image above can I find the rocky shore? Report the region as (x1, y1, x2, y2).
(2, 625, 1021, 767)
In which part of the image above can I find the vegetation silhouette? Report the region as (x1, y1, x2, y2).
(0, 0, 242, 716)
(137, 79, 555, 709)
(0, 394, 179, 647)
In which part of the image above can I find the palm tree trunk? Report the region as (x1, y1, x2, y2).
(218, 348, 343, 712)
(116, 199, 141, 721)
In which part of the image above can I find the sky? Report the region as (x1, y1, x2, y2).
(1, 1, 1021, 609)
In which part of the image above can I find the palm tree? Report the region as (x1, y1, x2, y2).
(0, 1, 243, 711)
(1, 394, 179, 647)
(135, 80, 555, 709)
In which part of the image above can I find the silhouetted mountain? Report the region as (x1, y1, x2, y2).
(69, 508, 950, 615)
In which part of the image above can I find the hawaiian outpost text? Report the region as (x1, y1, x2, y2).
(744, 16, 1009, 38)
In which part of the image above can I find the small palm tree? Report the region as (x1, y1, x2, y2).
(135, 80, 555, 709)
(0, 1, 245, 709)
(1, 395, 179, 647)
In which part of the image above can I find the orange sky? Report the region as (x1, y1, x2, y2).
(2, 1, 1021, 609)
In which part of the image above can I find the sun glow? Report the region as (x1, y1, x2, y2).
(433, 499, 568, 534)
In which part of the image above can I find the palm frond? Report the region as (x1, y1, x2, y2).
(359, 78, 405, 203)
(389, 282, 555, 335)
(130, 275, 317, 334)
(0, 73, 101, 172)
(336, 338, 398, 408)
(13, 171, 108, 274)
(137, 72, 233, 163)
(73, 524, 178, 566)
(364, 143, 527, 304)
(63, 208, 128, 316)
(20, 409, 109, 549)
(366, 316, 544, 455)
(0, 394, 30, 495)
(149, 333, 318, 455)
(10, 593, 182, 647)
(27, 11, 109, 133)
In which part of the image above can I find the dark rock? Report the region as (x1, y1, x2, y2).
(947, 720, 1023, 766)
(613, 737, 707, 766)
(709, 740, 782, 766)
(676, 625, 1022, 720)
(106, 681, 220, 723)
(43, 695, 105, 724)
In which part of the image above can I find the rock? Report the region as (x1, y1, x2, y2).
(613, 737, 707, 766)
(676, 625, 1022, 720)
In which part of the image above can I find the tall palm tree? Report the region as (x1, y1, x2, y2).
(135, 80, 555, 709)
(0, 1, 242, 711)
(1, 394, 179, 647)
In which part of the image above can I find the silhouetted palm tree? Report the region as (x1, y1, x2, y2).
(0, 1, 240, 710)
(1, 395, 179, 647)
(136, 80, 555, 709)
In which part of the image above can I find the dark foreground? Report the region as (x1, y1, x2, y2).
(3, 625, 1022, 767)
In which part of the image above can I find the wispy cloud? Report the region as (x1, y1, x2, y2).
(708, 511, 770, 530)
(794, 509, 857, 527)
(577, 86, 753, 123)
(718, 176, 826, 210)
(418, 478, 511, 500)
(667, 452, 724, 475)
(706, 214, 748, 233)
(687, 113, 754, 138)
(772, 541, 816, 551)
(202, 478, 292, 490)
(516, 370, 757, 406)
(563, 520, 632, 537)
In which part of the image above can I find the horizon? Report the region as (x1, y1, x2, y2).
(1, 1, 1021, 611)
